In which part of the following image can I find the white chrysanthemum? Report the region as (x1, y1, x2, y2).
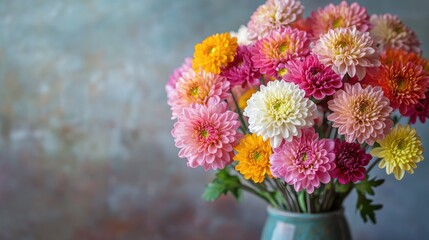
(243, 80, 318, 148)
(370, 14, 421, 53)
(230, 25, 253, 46)
(312, 27, 380, 80)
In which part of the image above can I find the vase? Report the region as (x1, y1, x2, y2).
(261, 206, 351, 240)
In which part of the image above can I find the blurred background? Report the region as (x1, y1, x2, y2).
(1, 0, 428, 239)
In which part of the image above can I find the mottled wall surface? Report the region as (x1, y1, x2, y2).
(0, 0, 428, 239)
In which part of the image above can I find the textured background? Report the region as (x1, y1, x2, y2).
(1, 0, 429, 239)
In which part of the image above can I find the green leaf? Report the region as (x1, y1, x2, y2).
(356, 192, 383, 224)
(202, 167, 242, 201)
(356, 177, 384, 196)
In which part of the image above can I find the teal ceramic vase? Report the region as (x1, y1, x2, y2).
(261, 206, 351, 240)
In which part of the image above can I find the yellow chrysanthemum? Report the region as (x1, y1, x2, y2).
(233, 134, 273, 183)
(238, 88, 257, 111)
(371, 125, 424, 180)
(192, 33, 238, 74)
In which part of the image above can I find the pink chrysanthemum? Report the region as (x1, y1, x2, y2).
(330, 139, 371, 184)
(270, 128, 335, 194)
(251, 27, 310, 77)
(312, 27, 380, 80)
(172, 102, 242, 171)
(221, 45, 261, 87)
(247, 0, 304, 41)
(283, 54, 342, 100)
(370, 14, 421, 53)
(165, 58, 192, 99)
(327, 83, 393, 145)
(372, 62, 429, 115)
(168, 69, 230, 119)
(407, 90, 429, 124)
(308, 1, 370, 37)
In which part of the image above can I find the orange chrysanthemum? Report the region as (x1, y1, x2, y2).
(380, 48, 428, 67)
(373, 61, 429, 115)
(192, 33, 238, 74)
(234, 134, 273, 183)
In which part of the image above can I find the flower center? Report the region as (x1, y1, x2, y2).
(359, 100, 369, 113)
(208, 46, 217, 55)
(268, 97, 293, 120)
(334, 35, 353, 49)
(332, 18, 344, 29)
(301, 152, 308, 162)
(251, 151, 262, 161)
(278, 68, 288, 77)
(195, 123, 218, 144)
(190, 86, 199, 97)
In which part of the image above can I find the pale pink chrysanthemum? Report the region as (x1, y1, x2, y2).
(247, 0, 304, 41)
(330, 139, 371, 184)
(167, 69, 230, 119)
(221, 45, 261, 87)
(370, 14, 421, 54)
(251, 27, 310, 77)
(172, 102, 242, 171)
(312, 27, 380, 80)
(327, 83, 393, 145)
(165, 58, 192, 99)
(283, 54, 342, 100)
(270, 128, 335, 194)
(308, 1, 370, 37)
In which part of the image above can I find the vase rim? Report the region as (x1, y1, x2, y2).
(267, 205, 344, 219)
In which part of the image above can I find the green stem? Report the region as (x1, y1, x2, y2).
(230, 90, 248, 132)
(240, 184, 278, 208)
(367, 158, 381, 174)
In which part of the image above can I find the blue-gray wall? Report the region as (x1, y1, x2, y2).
(0, 0, 428, 239)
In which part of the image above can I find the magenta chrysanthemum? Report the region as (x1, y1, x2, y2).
(172, 102, 242, 171)
(330, 139, 371, 184)
(247, 0, 304, 41)
(370, 14, 421, 53)
(221, 45, 261, 87)
(327, 83, 393, 145)
(407, 91, 429, 124)
(251, 27, 310, 77)
(308, 1, 370, 37)
(165, 58, 192, 99)
(167, 69, 230, 119)
(283, 54, 342, 100)
(270, 128, 335, 194)
(312, 27, 380, 80)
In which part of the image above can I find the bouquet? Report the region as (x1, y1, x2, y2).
(166, 0, 427, 223)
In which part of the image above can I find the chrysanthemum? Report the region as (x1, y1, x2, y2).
(380, 48, 427, 67)
(283, 54, 342, 100)
(192, 33, 238, 74)
(230, 25, 253, 46)
(238, 87, 257, 111)
(234, 134, 273, 183)
(247, 0, 304, 41)
(372, 61, 429, 115)
(407, 90, 429, 124)
(371, 124, 424, 180)
(330, 139, 371, 184)
(165, 58, 192, 99)
(251, 27, 310, 77)
(172, 102, 242, 171)
(168, 69, 230, 119)
(243, 80, 317, 148)
(327, 83, 393, 145)
(221, 46, 261, 87)
(308, 1, 370, 37)
(270, 128, 336, 194)
(312, 27, 380, 80)
(370, 14, 421, 54)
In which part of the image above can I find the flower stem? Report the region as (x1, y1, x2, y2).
(230, 90, 248, 132)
